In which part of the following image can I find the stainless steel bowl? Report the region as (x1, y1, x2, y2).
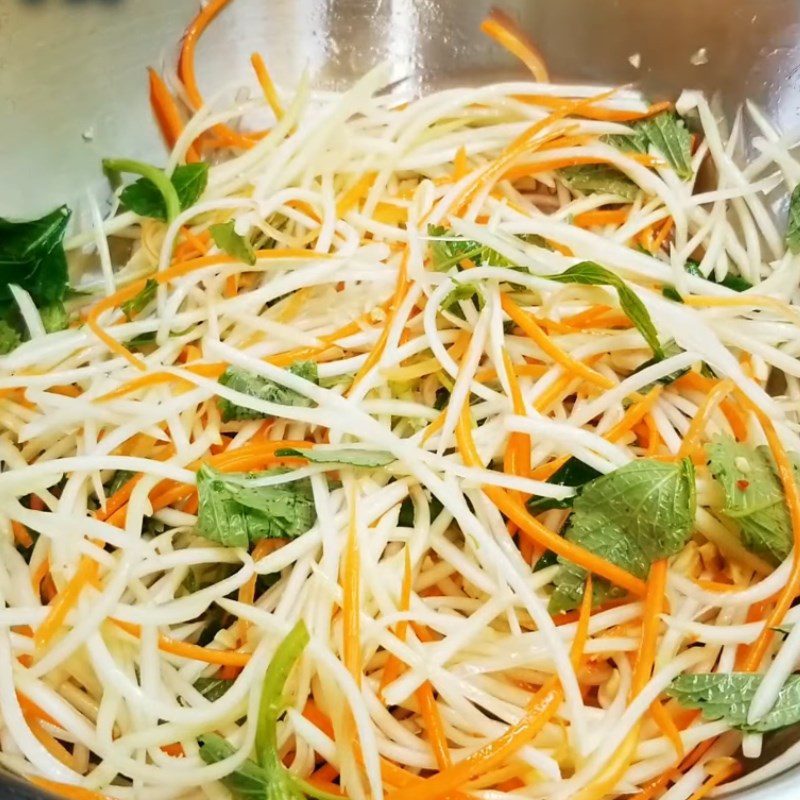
(1, 0, 800, 797)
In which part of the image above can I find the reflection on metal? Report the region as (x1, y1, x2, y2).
(1, 2, 800, 799)
(2, 0, 800, 216)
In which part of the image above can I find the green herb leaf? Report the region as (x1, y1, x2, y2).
(527, 458, 601, 513)
(110, 161, 208, 222)
(194, 676, 233, 702)
(685, 259, 752, 292)
(0, 320, 21, 355)
(107, 470, 135, 497)
(121, 279, 158, 321)
(629, 340, 691, 397)
(276, 447, 395, 467)
(210, 221, 257, 267)
(427, 225, 516, 271)
(559, 165, 640, 201)
(217, 362, 318, 422)
(124, 331, 158, 350)
(662, 285, 684, 303)
(787, 184, 800, 254)
(196, 465, 316, 548)
(667, 673, 800, 732)
(635, 112, 693, 180)
(706, 435, 795, 565)
(533, 549, 559, 572)
(442, 281, 484, 316)
(0, 206, 71, 307)
(398, 496, 444, 528)
(39, 301, 69, 333)
(547, 261, 663, 358)
(550, 458, 696, 612)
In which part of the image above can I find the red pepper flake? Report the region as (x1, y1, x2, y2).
(737, 479, 750, 490)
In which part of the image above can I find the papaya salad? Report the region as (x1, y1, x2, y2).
(3, 4, 800, 800)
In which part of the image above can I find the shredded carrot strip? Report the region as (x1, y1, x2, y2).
(503, 152, 660, 183)
(388, 574, 591, 800)
(29, 778, 110, 800)
(453, 145, 469, 180)
(148, 68, 199, 163)
(632, 559, 667, 694)
(178, 0, 261, 149)
(675, 372, 748, 441)
(676, 379, 734, 459)
(111, 619, 250, 666)
(573, 208, 631, 228)
(380, 547, 413, 695)
(350, 253, 409, 391)
(35, 557, 99, 652)
(517, 94, 673, 122)
(342, 487, 361, 686)
(574, 560, 667, 800)
(250, 52, 284, 120)
(311, 762, 340, 784)
(651, 216, 674, 252)
(650, 699, 684, 758)
(502, 295, 614, 390)
(18, 692, 58, 727)
(416, 681, 451, 770)
(28, 717, 73, 768)
(686, 760, 742, 800)
(456, 406, 646, 596)
(337, 172, 377, 217)
(480, 9, 549, 82)
(86, 250, 326, 369)
(449, 88, 619, 214)
(11, 520, 32, 549)
(740, 404, 800, 671)
(502, 351, 531, 486)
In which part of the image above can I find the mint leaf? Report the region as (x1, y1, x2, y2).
(606, 112, 693, 180)
(121, 279, 157, 321)
(559, 165, 639, 201)
(787, 184, 800, 254)
(706, 435, 795, 565)
(108, 161, 208, 222)
(217, 362, 318, 422)
(667, 673, 800, 732)
(550, 458, 696, 612)
(196, 465, 316, 548)
(0, 206, 71, 307)
(210, 221, 256, 267)
(547, 262, 663, 359)
(427, 225, 515, 271)
(527, 458, 601, 513)
(0, 320, 21, 354)
(634, 112, 693, 180)
(276, 447, 395, 467)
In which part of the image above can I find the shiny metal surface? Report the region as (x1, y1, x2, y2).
(1, 0, 800, 797)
